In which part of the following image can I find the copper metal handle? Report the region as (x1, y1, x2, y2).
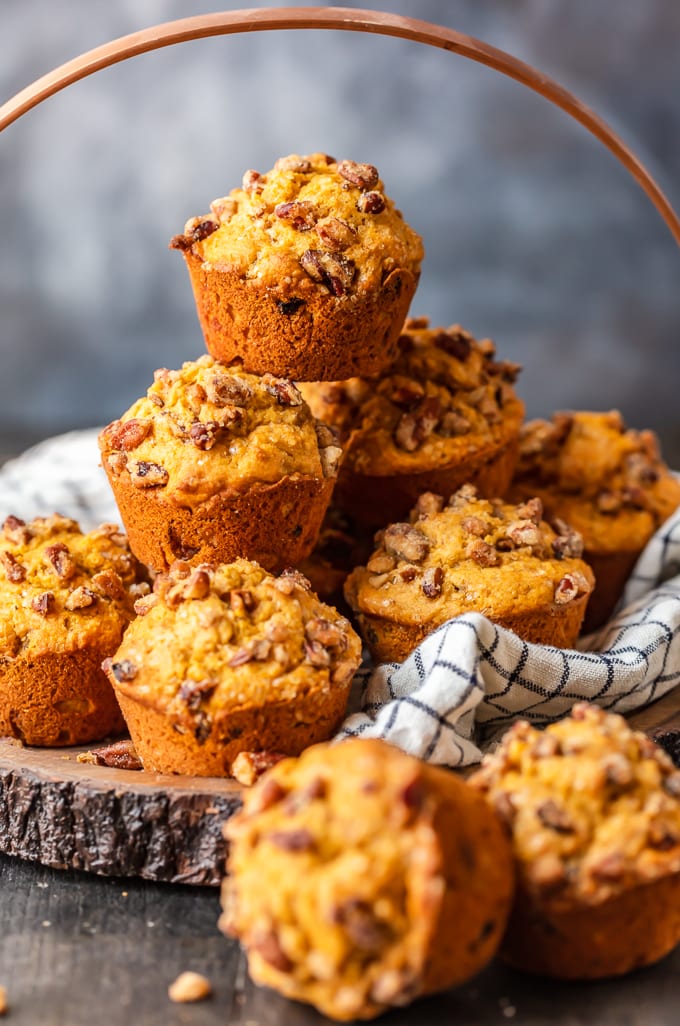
(1, 6, 679, 248)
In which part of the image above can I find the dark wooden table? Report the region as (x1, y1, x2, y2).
(1, 851, 678, 1026)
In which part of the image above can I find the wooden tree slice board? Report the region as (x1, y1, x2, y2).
(1, 689, 678, 888)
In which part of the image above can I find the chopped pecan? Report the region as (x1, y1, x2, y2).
(167, 971, 212, 1004)
(304, 640, 332, 667)
(531, 853, 567, 891)
(648, 823, 679, 851)
(536, 799, 574, 833)
(228, 639, 271, 667)
(305, 617, 346, 648)
(179, 678, 217, 712)
(554, 571, 590, 604)
(262, 374, 303, 407)
(625, 451, 659, 486)
(320, 443, 343, 478)
(250, 776, 287, 813)
(315, 215, 356, 252)
(210, 196, 238, 222)
(333, 899, 393, 953)
(268, 828, 316, 852)
(530, 733, 561, 758)
(516, 498, 543, 523)
(65, 586, 98, 611)
(383, 523, 430, 563)
(106, 452, 128, 475)
(433, 328, 471, 361)
(204, 371, 252, 407)
(275, 568, 311, 593)
(2, 515, 31, 545)
(394, 396, 441, 452)
(596, 490, 623, 515)
(492, 791, 517, 828)
(252, 930, 293, 972)
(104, 659, 138, 683)
(78, 739, 143, 771)
(128, 460, 169, 488)
(336, 160, 379, 190)
(300, 249, 356, 296)
(189, 420, 221, 450)
(465, 539, 500, 567)
(551, 518, 584, 559)
(230, 589, 257, 614)
(389, 376, 425, 409)
(412, 492, 444, 521)
(105, 419, 152, 453)
(44, 543, 75, 580)
(274, 154, 312, 173)
(486, 358, 522, 383)
(589, 852, 626, 881)
(663, 772, 680, 797)
(399, 566, 418, 582)
(506, 519, 541, 549)
(356, 190, 385, 214)
(439, 410, 472, 436)
(602, 752, 634, 789)
(230, 750, 286, 786)
(421, 566, 444, 598)
(31, 591, 55, 615)
(183, 215, 219, 242)
(366, 553, 396, 574)
(0, 551, 26, 583)
(242, 169, 263, 193)
(274, 200, 317, 230)
(134, 593, 158, 616)
(90, 569, 125, 601)
(461, 515, 489, 537)
(265, 619, 290, 642)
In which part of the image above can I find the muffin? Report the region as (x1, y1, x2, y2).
(0, 514, 146, 746)
(469, 703, 680, 979)
(510, 410, 680, 630)
(98, 355, 343, 573)
(296, 505, 373, 609)
(169, 153, 423, 381)
(344, 485, 595, 664)
(220, 737, 514, 1021)
(299, 319, 525, 528)
(103, 558, 362, 777)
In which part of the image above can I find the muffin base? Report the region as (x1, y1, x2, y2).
(105, 472, 335, 574)
(334, 433, 520, 529)
(183, 251, 418, 381)
(0, 649, 126, 747)
(115, 679, 353, 778)
(501, 873, 680, 979)
(355, 591, 591, 664)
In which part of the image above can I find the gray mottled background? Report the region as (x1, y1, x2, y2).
(1, 1, 679, 462)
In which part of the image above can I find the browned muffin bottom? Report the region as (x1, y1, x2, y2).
(0, 514, 147, 746)
(299, 319, 525, 527)
(170, 153, 423, 381)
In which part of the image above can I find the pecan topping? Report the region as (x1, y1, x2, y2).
(366, 553, 396, 574)
(230, 750, 286, 786)
(230, 589, 257, 614)
(91, 569, 125, 601)
(204, 371, 252, 407)
(167, 971, 212, 1004)
(252, 930, 293, 973)
(189, 420, 221, 450)
(78, 739, 143, 771)
(134, 593, 158, 616)
(251, 777, 287, 813)
(433, 328, 471, 361)
(305, 617, 346, 648)
(602, 752, 634, 789)
(530, 733, 561, 758)
(319, 443, 343, 478)
(2, 515, 31, 545)
(596, 490, 623, 515)
(466, 539, 500, 567)
(336, 160, 379, 190)
(44, 543, 75, 580)
(304, 640, 332, 667)
(262, 374, 303, 407)
(300, 249, 356, 296)
(383, 523, 430, 563)
(268, 828, 316, 853)
(106, 452, 128, 475)
(506, 520, 541, 549)
(274, 200, 317, 230)
(439, 410, 472, 437)
(554, 571, 590, 604)
(129, 460, 169, 488)
(274, 155, 312, 173)
(228, 639, 271, 667)
(184, 216, 219, 242)
(516, 498, 543, 523)
(421, 566, 444, 598)
(274, 568, 312, 594)
(31, 592, 55, 616)
(461, 515, 489, 537)
(315, 216, 356, 252)
(356, 190, 385, 214)
(536, 799, 575, 833)
(65, 586, 98, 611)
(210, 196, 238, 222)
(394, 396, 441, 451)
(0, 551, 26, 583)
(664, 772, 680, 798)
(242, 169, 263, 193)
(531, 853, 567, 891)
(551, 518, 584, 559)
(448, 484, 479, 509)
(589, 852, 626, 881)
(179, 679, 217, 711)
(104, 659, 138, 683)
(412, 492, 444, 521)
(390, 378, 425, 409)
(333, 899, 393, 952)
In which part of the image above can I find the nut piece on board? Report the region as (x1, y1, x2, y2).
(167, 971, 212, 1003)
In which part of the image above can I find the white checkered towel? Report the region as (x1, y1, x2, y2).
(2, 429, 680, 767)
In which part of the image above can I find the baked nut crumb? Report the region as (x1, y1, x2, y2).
(168, 971, 212, 1003)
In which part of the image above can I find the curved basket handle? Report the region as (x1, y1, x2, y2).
(1, 6, 679, 249)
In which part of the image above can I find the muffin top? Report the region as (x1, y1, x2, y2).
(105, 558, 362, 736)
(98, 355, 343, 507)
(344, 485, 594, 627)
(169, 152, 423, 296)
(0, 514, 147, 659)
(512, 410, 680, 553)
(299, 319, 524, 476)
(469, 703, 680, 906)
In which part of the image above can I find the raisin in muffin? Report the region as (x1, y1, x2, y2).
(169, 153, 423, 381)
(99, 355, 343, 573)
(469, 703, 680, 979)
(0, 514, 147, 746)
(299, 319, 525, 528)
(510, 410, 680, 631)
(220, 737, 514, 1021)
(103, 559, 362, 777)
(344, 485, 594, 663)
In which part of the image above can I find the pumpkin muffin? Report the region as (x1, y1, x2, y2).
(344, 485, 595, 663)
(0, 514, 147, 746)
(469, 703, 680, 979)
(510, 410, 680, 631)
(220, 737, 514, 1021)
(103, 559, 362, 777)
(98, 355, 343, 573)
(169, 153, 423, 381)
(299, 319, 525, 528)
